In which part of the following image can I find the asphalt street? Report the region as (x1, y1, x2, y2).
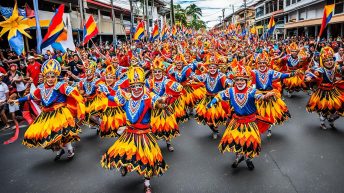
(1, 92, 344, 193)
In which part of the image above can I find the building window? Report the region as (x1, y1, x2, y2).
(334, 0, 344, 14)
(279, 0, 284, 10)
(286, 0, 290, 6)
(256, 6, 264, 18)
(292, 0, 296, 4)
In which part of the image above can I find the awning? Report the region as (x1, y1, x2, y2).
(285, 13, 344, 29)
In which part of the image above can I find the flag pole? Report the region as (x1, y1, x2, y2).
(33, 0, 42, 54)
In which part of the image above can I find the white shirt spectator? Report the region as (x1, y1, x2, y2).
(0, 81, 9, 103)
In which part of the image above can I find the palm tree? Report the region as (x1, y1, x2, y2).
(185, 4, 202, 20)
(174, 4, 187, 26)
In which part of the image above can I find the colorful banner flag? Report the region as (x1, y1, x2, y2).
(318, 4, 335, 39)
(267, 15, 276, 36)
(161, 24, 168, 41)
(52, 16, 76, 53)
(133, 21, 145, 42)
(41, 4, 66, 49)
(150, 21, 160, 42)
(172, 25, 177, 39)
(83, 15, 98, 45)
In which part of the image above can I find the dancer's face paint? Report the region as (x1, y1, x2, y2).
(235, 78, 247, 91)
(209, 64, 217, 75)
(130, 83, 144, 98)
(323, 57, 335, 69)
(46, 73, 57, 86)
(153, 69, 163, 80)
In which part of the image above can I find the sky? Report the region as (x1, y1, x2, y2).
(175, 0, 255, 28)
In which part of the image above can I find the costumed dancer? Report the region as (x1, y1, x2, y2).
(207, 65, 273, 170)
(101, 66, 168, 193)
(11, 59, 85, 160)
(252, 52, 295, 137)
(146, 58, 184, 152)
(281, 43, 309, 97)
(97, 65, 127, 137)
(194, 56, 231, 139)
(167, 53, 206, 121)
(78, 60, 107, 131)
(305, 46, 344, 130)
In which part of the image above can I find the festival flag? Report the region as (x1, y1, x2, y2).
(267, 15, 276, 36)
(133, 20, 145, 42)
(83, 15, 98, 45)
(318, 4, 335, 40)
(52, 16, 76, 53)
(150, 21, 160, 42)
(236, 24, 241, 35)
(161, 24, 168, 41)
(172, 25, 177, 39)
(41, 4, 66, 49)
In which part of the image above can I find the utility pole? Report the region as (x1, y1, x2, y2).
(244, 0, 247, 28)
(151, 0, 154, 21)
(170, 0, 174, 26)
(129, 0, 134, 44)
(145, 0, 149, 40)
(222, 8, 225, 29)
(78, 0, 84, 44)
(110, 0, 117, 48)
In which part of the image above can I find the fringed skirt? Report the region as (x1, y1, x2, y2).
(255, 90, 290, 125)
(306, 83, 344, 116)
(23, 106, 80, 151)
(99, 106, 127, 138)
(151, 106, 180, 141)
(195, 95, 228, 127)
(183, 83, 206, 108)
(171, 97, 188, 124)
(101, 129, 168, 178)
(283, 73, 307, 92)
(219, 114, 261, 159)
(84, 95, 108, 126)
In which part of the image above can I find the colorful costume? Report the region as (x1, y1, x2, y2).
(98, 65, 126, 137)
(168, 54, 206, 121)
(145, 58, 183, 143)
(101, 66, 168, 192)
(17, 59, 85, 159)
(305, 47, 344, 129)
(79, 60, 107, 126)
(252, 52, 292, 126)
(194, 57, 230, 138)
(208, 65, 271, 170)
(281, 43, 308, 94)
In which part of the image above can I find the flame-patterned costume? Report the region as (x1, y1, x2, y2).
(79, 60, 107, 125)
(306, 47, 344, 118)
(97, 65, 127, 138)
(208, 65, 271, 158)
(145, 58, 183, 141)
(168, 53, 206, 122)
(18, 59, 85, 150)
(101, 67, 168, 178)
(281, 43, 308, 92)
(252, 53, 292, 125)
(194, 57, 231, 128)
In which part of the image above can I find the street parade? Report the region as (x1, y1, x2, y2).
(0, 0, 344, 193)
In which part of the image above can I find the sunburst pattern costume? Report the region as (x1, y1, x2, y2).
(145, 58, 183, 151)
(208, 64, 272, 170)
(17, 59, 85, 160)
(101, 66, 168, 192)
(98, 65, 127, 137)
(305, 46, 344, 129)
